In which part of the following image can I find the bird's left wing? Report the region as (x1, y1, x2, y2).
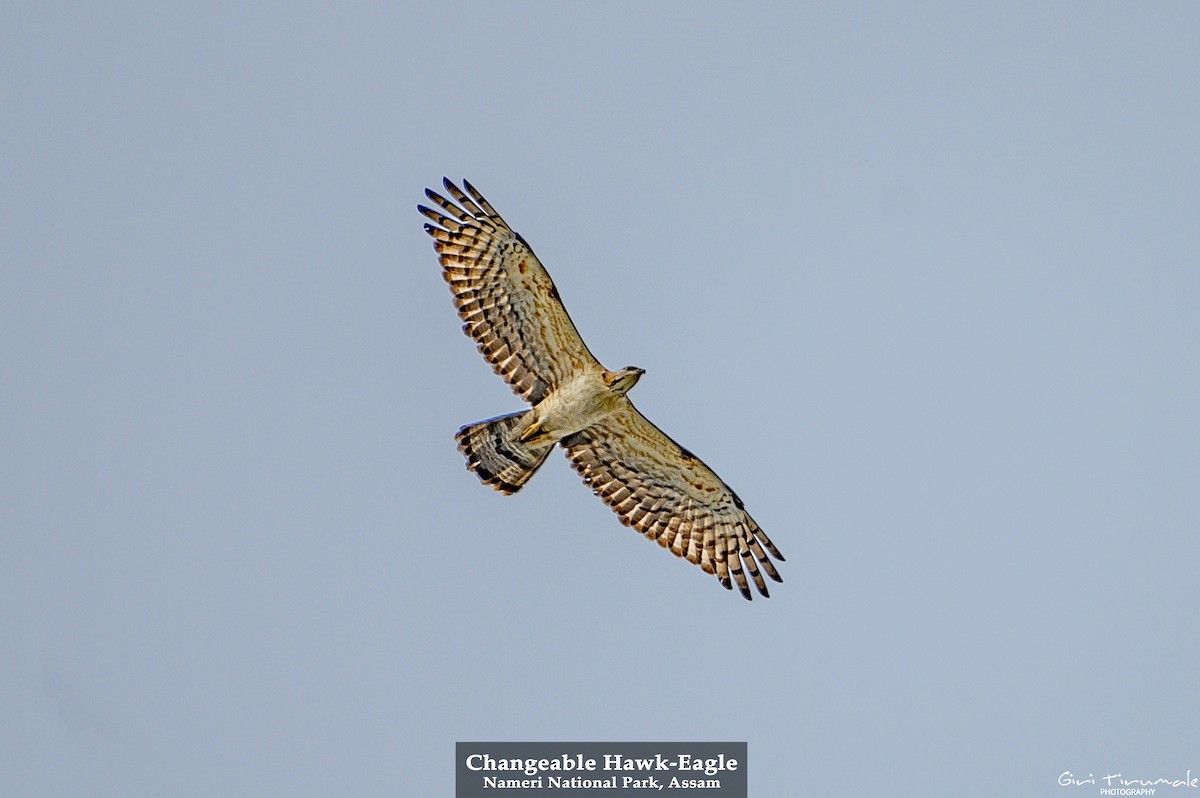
(561, 401, 785, 599)
(419, 179, 600, 405)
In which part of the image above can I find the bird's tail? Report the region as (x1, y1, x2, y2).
(455, 411, 554, 495)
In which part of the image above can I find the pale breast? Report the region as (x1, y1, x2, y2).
(532, 372, 620, 440)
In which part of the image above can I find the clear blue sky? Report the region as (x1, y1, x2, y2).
(3, 2, 1198, 795)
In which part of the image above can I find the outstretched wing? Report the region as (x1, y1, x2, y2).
(419, 179, 600, 404)
(561, 401, 785, 599)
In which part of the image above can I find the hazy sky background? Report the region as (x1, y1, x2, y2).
(3, 3, 1198, 795)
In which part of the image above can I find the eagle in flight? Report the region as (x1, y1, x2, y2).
(419, 180, 784, 599)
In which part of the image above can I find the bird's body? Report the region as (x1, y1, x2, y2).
(419, 179, 784, 599)
(519, 368, 639, 445)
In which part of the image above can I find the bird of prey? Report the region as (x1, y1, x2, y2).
(419, 179, 784, 599)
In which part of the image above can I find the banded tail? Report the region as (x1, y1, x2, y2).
(455, 411, 555, 495)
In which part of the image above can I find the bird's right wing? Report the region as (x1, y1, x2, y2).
(561, 400, 784, 599)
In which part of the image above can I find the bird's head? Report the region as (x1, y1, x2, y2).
(605, 366, 645, 396)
